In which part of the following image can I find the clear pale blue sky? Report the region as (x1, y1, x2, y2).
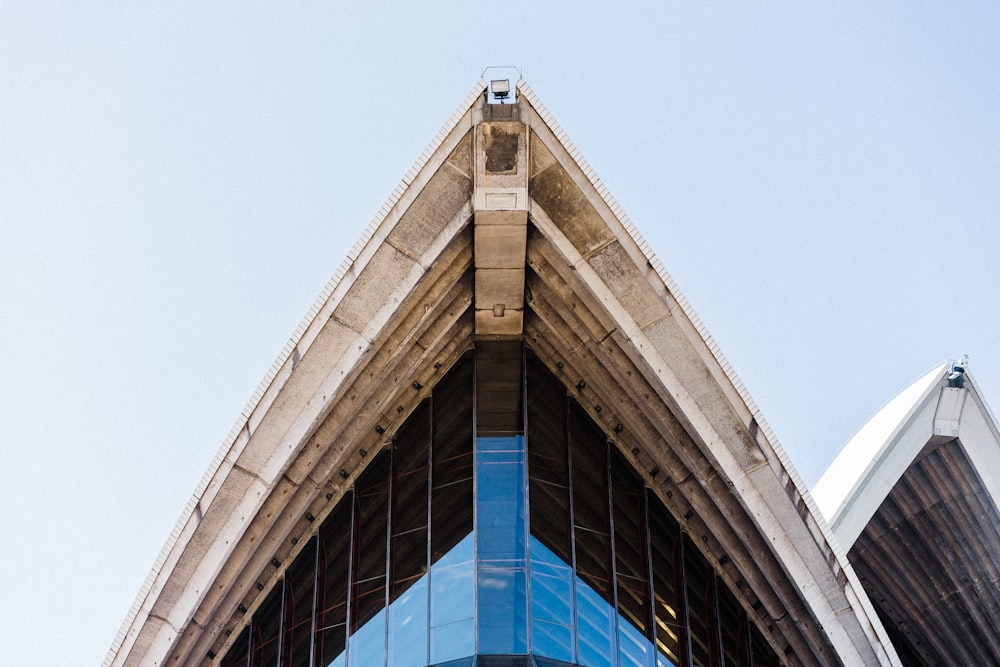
(1, 4, 997, 665)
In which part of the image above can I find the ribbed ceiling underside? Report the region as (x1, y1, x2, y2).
(112, 90, 892, 667)
(851, 439, 1000, 666)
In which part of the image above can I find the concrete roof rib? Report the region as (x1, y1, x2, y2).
(106, 79, 900, 667)
(520, 80, 898, 666)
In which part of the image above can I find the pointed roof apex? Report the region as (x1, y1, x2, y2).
(815, 360, 1000, 547)
(106, 80, 898, 667)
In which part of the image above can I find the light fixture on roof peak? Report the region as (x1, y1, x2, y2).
(948, 355, 969, 388)
(490, 79, 510, 103)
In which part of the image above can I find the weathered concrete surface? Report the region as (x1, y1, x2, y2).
(474, 121, 529, 338)
(106, 81, 899, 667)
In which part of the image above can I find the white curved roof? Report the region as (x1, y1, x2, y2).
(815, 361, 1000, 548)
(815, 362, 1000, 663)
(812, 362, 947, 532)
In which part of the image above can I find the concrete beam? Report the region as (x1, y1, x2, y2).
(474, 120, 528, 337)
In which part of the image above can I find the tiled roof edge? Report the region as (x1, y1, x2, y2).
(517, 78, 898, 663)
(103, 78, 488, 667)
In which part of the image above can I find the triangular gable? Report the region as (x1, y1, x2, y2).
(106, 80, 896, 667)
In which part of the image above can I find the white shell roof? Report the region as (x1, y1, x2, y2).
(813, 362, 948, 523)
(815, 360, 1000, 548)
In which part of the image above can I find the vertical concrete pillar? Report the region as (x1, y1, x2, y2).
(473, 115, 529, 338)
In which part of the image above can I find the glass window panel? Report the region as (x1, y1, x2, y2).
(750, 624, 781, 667)
(316, 497, 352, 667)
(531, 619, 575, 664)
(391, 527, 428, 596)
(612, 450, 653, 667)
(351, 450, 389, 634)
(476, 437, 527, 564)
(684, 536, 720, 667)
(432, 353, 473, 564)
(222, 627, 250, 667)
(570, 403, 612, 595)
(619, 615, 655, 667)
(251, 582, 283, 667)
(576, 579, 616, 667)
(388, 578, 428, 667)
(388, 530, 428, 665)
(717, 581, 749, 667)
(430, 534, 474, 630)
(477, 567, 529, 654)
(569, 402, 614, 667)
(530, 538, 575, 663)
(392, 400, 430, 544)
(528, 477, 571, 561)
(647, 495, 684, 667)
(527, 353, 572, 574)
(388, 401, 430, 665)
(530, 540, 573, 624)
(347, 607, 386, 667)
(526, 352, 569, 488)
(282, 538, 316, 667)
(430, 618, 475, 664)
(475, 341, 523, 437)
(430, 658, 474, 667)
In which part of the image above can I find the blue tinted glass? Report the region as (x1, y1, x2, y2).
(618, 618, 655, 667)
(657, 650, 681, 667)
(530, 538, 574, 625)
(532, 619, 575, 664)
(477, 567, 528, 654)
(531, 567, 573, 625)
(347, 607, 386, 667)
(576, 581, 616, 667)
(430, 536, 474, 628)
(476, 437, 527, 564)
(430, 618, 474, 664)
(388, 578, 428, 667)
(476, 436, 523, 452)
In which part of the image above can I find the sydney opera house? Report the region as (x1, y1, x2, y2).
(104, 80, 1000, 667)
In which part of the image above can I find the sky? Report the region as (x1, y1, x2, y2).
(1, 3, 997, 666)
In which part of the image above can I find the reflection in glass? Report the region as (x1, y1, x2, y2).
(576, 580, 616, 667)
(475, 439, 527, 564)
(476, 436, 528, 654)
(478, 566, 529, 654)
(389, 578, 428, 667)
(684, 534, 717, 667)
(648, 493, 684, 667)
(530, 540, 575, 663)
(612, 451, 653, 667)
(217, 345, 784, 667)
(430, 535, 475, 663)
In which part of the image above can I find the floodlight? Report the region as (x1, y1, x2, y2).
(491, 79, 511, 101)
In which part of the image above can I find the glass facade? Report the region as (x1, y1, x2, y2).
(220, 344, 781, 667)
